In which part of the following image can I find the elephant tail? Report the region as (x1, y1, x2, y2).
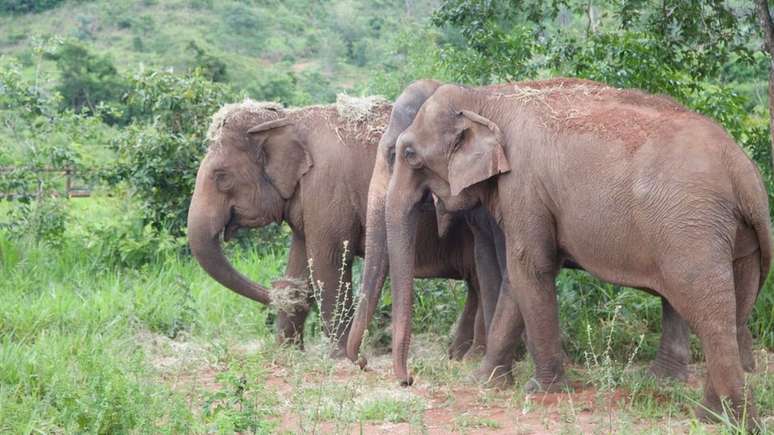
(733, 156, 772, 294)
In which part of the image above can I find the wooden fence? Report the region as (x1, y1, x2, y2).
(0, 166, 92, 199)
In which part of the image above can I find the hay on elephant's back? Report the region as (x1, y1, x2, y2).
(494, 80, 686, 129)
(335, 94, 389, 123)
(335, 94, 390, 144)
(207, 98, 284, 147)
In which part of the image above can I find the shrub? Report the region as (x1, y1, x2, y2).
(0, 0, 72, 14)
(108, 70, 235, 236)
(44, 41, 128, 116)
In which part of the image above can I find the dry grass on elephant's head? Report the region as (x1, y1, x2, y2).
(206, 98, 285, 147)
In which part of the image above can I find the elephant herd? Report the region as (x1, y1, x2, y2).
(187, 78, 771, 429)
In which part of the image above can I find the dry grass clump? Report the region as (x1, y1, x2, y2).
(270, 277, 311, 314)
(206, 98, 284, 145)
(335, 94, 389, 124)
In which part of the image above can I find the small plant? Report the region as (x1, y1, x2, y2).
(202, 362, 278, 433)
(308, 240, 356, 351)
(452, 413, 502, 431)
(583, 304, 645, 392)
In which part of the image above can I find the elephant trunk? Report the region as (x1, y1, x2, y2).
(187, 189, 272, 305)
(346, 158, 391, 363)
(385, 181, 422, 386)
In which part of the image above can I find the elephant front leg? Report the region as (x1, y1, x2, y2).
(506, 239, 567, 393)
(274, 234, 312, 348)
(307, 239, 355, 358)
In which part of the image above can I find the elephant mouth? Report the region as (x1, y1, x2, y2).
(419, 190, 435, 212)
(223, 209, 240, 242)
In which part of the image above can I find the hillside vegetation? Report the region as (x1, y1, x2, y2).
(0, 0, 438, 105)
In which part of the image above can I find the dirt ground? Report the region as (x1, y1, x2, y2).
(140, 331, 773, 434)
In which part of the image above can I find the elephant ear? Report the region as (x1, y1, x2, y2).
(248, 118, 313, 199)
(447, 110, 510, 197)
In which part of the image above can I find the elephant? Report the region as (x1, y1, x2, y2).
(383, 81, 771, 428)
(346, 78, 699, 383)
(187, 97, 488, 356)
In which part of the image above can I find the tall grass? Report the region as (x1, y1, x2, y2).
(0, 197, 284, 432)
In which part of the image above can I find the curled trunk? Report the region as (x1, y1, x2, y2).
(187, 194, 272, 305)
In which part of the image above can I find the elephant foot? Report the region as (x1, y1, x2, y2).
(276, 333, 304, 351)
(463, 344, 486, 361)
(695, 387, 760, 433)
(472, 364, 513, 389)
(328, 345, 348, 360)
(648, 357, 689, 382)
(695, 402, 760, 433)
(649, 341, 691, 382)
(448, 340, 473, 361)
(398, 376, 414, 387)
(523, 376, 571, 394)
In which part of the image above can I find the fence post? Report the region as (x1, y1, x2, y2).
(65, 167, 72, 198)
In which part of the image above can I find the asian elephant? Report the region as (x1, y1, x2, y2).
(347, 78, 700, 383)
(384, 80, 771, 428)
(187, 97, 487, 356)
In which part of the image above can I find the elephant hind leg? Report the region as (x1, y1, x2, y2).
(649, 297, 690, 381)
(448, 280, 478, 360)
(733, 252, 761, 373)
(664, 262, 758, 429)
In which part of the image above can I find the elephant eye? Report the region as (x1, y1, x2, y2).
(402, 145, 422, 169)
(214, 170, 234, 192)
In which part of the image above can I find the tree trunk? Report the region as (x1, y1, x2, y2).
(756, 0, 774, 172)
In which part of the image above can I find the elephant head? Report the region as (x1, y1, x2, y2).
(187, 100, 312, 306)
(385, 85, 510, 385)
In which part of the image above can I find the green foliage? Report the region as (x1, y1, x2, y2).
(0, 218, 280, 432)
(7, 197, 69, 246)
(108, 70, 234, 236)
(0, 0, 71, 14)
(202, 360, 278, 433)
(187, 41, 228, 83)
(0, 58, 108, 244)
(44, 41, 127, 115)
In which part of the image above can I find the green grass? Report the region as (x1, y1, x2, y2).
(0, 197, 285, 432)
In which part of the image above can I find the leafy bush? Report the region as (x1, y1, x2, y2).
(108, 70, 235, 236)
(0, 0, 73, 14)
(0, 59, 107, 245)
(44, 41, 128, 115)
(7, 197, 69, 246)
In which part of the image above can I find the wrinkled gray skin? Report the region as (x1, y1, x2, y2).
(347, 79, 699, 385)
(386, 82, 771, 429)
(187, 102, 486, 356)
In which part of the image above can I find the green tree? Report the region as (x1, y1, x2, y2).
(187, 41, 228, 83)
(44, 41, 127, 115)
